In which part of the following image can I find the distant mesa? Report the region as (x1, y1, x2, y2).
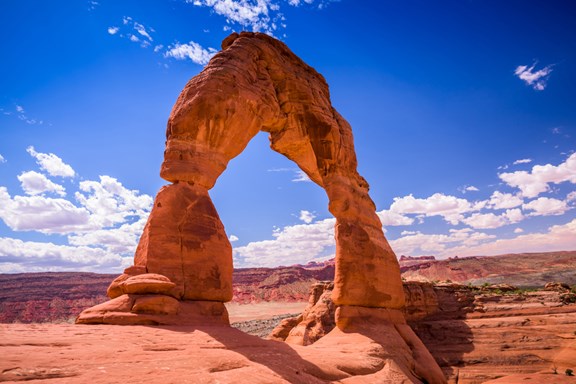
(76, 32, 445, 383)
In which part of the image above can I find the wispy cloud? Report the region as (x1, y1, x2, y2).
(514, 62, 553, 91)
(513, 158, 532, 165)
(0, 154, 5, 163)
(107, 16, 155, 48)
(188, 0, 338, 35)
(26, 146, 75, 178)
(164, 41, 218, 65)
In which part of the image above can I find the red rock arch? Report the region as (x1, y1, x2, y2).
(141, 32, 405, 309)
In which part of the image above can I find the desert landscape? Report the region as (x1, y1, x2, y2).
(2, 251, 576, 383)
(2, 3, 576, 383)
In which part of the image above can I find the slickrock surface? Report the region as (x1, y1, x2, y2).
(1, 323, 438, 384)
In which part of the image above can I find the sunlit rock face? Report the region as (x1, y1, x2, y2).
(159, 31, 405, 309)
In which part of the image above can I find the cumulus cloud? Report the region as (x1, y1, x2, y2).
(390, 228, 496, 256)
(462, 212, 508, 229)
(26, 146, 75, 178)
(17, 171, 66, 197)
(0, 187, 91, 234)
(164, 41, 218, 65)
(487, 191, 523, 210)
(499, 153, 576, 198)
(389, 193, 483, 225)
(107, 26, 119, 35)
(75, 175, 153, 228)
(299, 210, 316, 223)
(229, 234, 239, 242)
(67, 216, 148, 255)
(233, 217, 335, 267)
(377, 210, 414, 226)
(0, 237, 128, 273)
(523, 197, 569, 216)
(440, 218, 576, 258)
(514, 62, 553, 91)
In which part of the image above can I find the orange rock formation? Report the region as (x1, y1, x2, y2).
(77, 32, 445, 383)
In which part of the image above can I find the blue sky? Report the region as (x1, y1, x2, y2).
(1, 0, 575, 273)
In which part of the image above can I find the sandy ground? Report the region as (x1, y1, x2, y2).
(225, 302, 307, 322)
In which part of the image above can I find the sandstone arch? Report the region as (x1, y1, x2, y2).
(153, 31, 404, 309)
(77, 32, 445, 383)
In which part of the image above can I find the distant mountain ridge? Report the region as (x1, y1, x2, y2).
(1, 251, 574, 323)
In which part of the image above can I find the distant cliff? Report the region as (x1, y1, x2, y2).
(1, 251, 574, 323)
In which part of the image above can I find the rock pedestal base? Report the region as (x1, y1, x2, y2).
(76, 271, 229, 326)
(76, 296, 229, 326)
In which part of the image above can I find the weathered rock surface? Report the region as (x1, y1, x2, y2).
(272, 281, 576, 383)
(133, 182, 233, 302)
(269, 281, 336, 345)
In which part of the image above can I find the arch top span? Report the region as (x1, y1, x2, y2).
(156, 31, 404, 309)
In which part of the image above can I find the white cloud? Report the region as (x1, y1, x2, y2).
(499, 153, 576, 198)
(487, 191, 523, 210)
(129, 34, 139, 42)
(0, 237, 128, 273)
(514, 62, 553, 91)
(513, 158, 532, 165)
(390, 193, 482, 225)
(133, 22, 153, 41)
(464, 185, 479, 192)
(377, 210, 414, 226)
(299, 210, 315, 223)
(0, 154, 5, 163)
(513, 228, 524, 234)
(67, 217, 148, 255)
(567, 191, 576, 202)
(523, 197, 569, 216)
(462, 212, 508, 229)
(390, 228, 496, 256)
(233, 217, 335, 267)
(504, 208, 524, 224)
(12, 105, 43, 125)
(229, 234, 239, 242)
(26, 146, 75, 178)
(107, 26, 119, 35)
(17, 171, 66, 197)
(188, 0, 336, 35)
(441, 218, 576, 258)
(0, 187, 91, 234)
(292, 169, 311, 182)
(190, 0, 276, 33)
(164, 41, 218, 65)
(75, 175, 153, 229)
